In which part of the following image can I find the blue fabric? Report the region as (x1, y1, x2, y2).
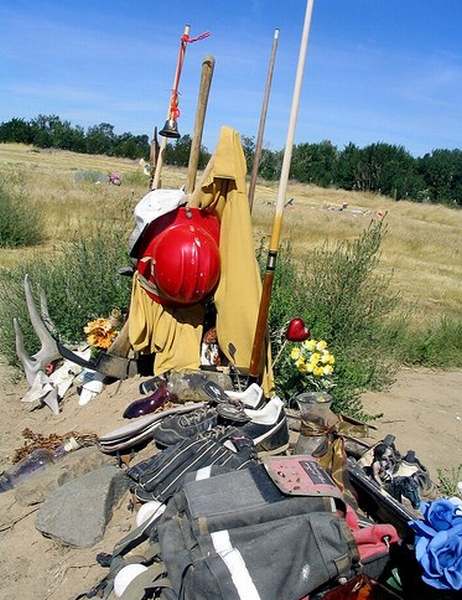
(409, 499, 462, 590)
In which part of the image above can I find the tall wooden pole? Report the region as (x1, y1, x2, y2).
(186, 55, 215, 194)
(248, 28, 280, 212)
(152, 24, 190, 190)
(249, 0, 315, 379)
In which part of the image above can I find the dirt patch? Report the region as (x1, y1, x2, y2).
(0, 366, 145, 600)
(362, 367, 462, 476)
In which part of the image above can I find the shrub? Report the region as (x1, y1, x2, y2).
(0, 226, 131, 365)
(0, 175, 43, 248)
(263, 221, 399, 417)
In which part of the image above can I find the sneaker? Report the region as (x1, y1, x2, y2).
(152, 407, 218, 447)
(204, 381, 265, 410)
(225, 383, 265, 409)
(239, 397, 289, 456)
(202, 380, 230, 404)
(152, 405, 249, 447)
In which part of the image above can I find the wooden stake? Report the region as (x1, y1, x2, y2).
(152, 24, 191, 190)
(186, 55, 215, 194)
(249, 0, 315, 379)
(148, 127, 159, 189)
(248, 28, 280, 212)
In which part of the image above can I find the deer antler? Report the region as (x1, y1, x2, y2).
(14, 276, 61, 385)
(38, 283, 57, 335)
(14, 317, 40, 386)
(24, 274, 60, 365)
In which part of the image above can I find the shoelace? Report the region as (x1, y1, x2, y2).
(177, 407, 215, 427)
(197, 425, 237, 441)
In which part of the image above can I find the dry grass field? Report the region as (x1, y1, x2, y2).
(1, 142, 461, 322)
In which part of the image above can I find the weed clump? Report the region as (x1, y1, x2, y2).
(437, 464, 462, 498)
(264, 221, 399, 417)
(0, 226, 131, 365)
(0, 175, 43, 248)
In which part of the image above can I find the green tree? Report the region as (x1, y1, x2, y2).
(336, 143, 362, 190)
(258, 148, 282, 181)
(30, 114, 63, 148)
(113, 132, 149, 159)
(164, 135, 192, 167)
(290, 140, 338, 186)
(85, 123, 115, 155)
(241, 135, 255, 174)
(337, 142, 424, 200)
(418, 149, 462, 206)
(50, 119, 85, 151)
(0, 118, 34, 144)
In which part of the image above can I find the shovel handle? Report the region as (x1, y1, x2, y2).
(186, 55, 215, 194)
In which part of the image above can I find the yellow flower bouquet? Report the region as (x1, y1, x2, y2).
(289, 338, 335, 392)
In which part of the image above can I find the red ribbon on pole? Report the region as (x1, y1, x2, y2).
(168, 31, 211, 121)
(182, 31, 211, 43)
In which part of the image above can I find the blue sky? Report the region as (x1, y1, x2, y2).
(1, 0, 461, 156)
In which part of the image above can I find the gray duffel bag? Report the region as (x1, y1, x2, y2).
(154, 464, 359, 600)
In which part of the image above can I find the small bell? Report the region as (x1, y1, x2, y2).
(159, 118, 181, 139)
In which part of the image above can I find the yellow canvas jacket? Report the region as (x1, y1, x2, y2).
(128, 126, 273, 391)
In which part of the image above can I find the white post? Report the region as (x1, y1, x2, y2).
(269, 0, 314, 250)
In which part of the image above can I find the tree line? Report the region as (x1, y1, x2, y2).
(1, 114, 461, 206)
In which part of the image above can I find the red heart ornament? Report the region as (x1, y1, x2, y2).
(286, 318, 310, 342)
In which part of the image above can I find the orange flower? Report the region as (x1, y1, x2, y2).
(84, 318, 118, 349)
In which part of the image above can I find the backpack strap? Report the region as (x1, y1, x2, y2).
(112, 514, 162, 559)
(142, 541, 162, 562)
(120, 563, 172, 600)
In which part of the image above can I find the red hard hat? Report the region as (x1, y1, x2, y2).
(137, 207, 220, 306)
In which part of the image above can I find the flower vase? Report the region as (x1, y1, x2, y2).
(294, 392, 339, 456)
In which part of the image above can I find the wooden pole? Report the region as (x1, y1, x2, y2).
(186, 55, 215, 194)
(152, 24, 191, 190)
(249, 0, 315, 379)
(248, 28, 280, 212)
(148, 126, 159, 189)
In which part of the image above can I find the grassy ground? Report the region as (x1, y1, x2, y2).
(1, 142, 461, 323)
